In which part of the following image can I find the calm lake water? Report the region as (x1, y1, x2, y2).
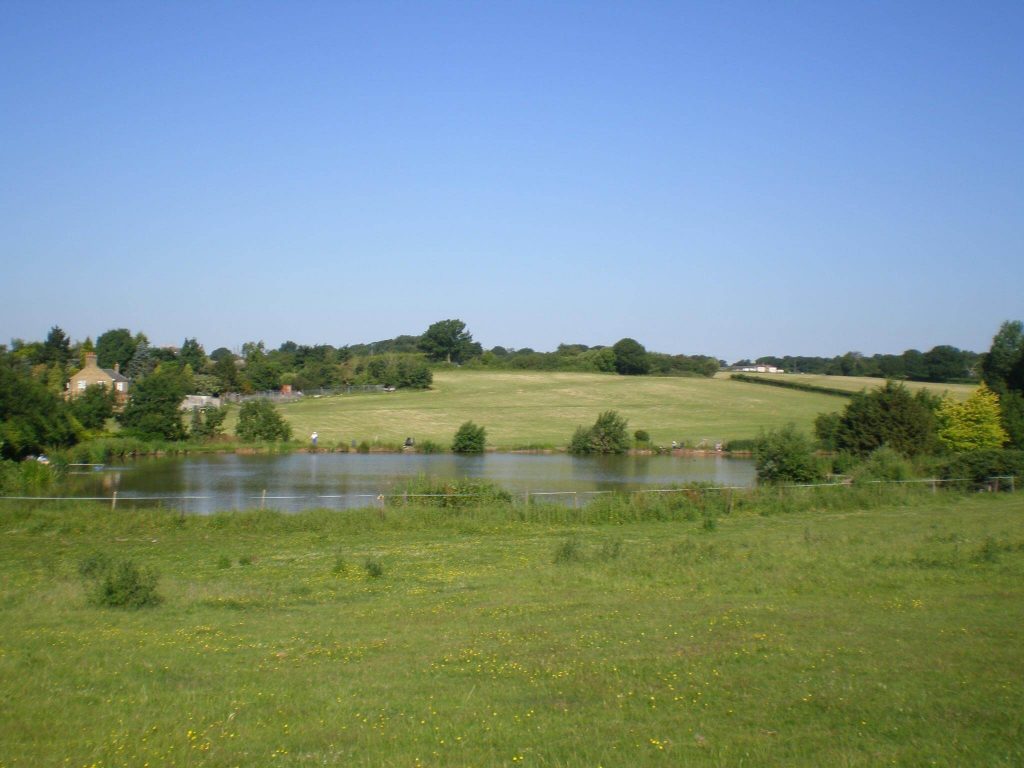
(61, 453, 757, 513)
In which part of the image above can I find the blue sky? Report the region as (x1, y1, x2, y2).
(2, 1, 1021, 362)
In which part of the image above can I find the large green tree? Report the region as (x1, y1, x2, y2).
(96, 328, 137, 370)
(117, 364, 191, 440)
(980, 320, 1024, 448)
(179, 338, 207, 372)
(937, 385, 1008, 452)
(828, 381, 938, 457)
(0, 358, 78, 458)
(612, 338, 650, 375)
(235, 400, 292, 442)
(418, 319, 479, 364)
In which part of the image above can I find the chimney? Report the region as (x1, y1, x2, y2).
(114, 362, 120, 374)
(85, 352, 97, 367)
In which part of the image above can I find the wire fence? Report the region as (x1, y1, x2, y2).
(0, 476, 1015, 513)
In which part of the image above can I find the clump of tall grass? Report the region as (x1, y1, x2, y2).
(78, 555, 161, 609)
(387, 475, 512, 508)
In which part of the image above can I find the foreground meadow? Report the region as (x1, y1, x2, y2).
(1, 491, 1021, 767)
(276, 370, 843, 449)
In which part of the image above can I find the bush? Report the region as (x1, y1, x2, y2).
(850, 446, 915, 482)
(451, 421, 486, 453)
(364, 558, 384, 578)
(554, 536, 582, 563)
(939, 449, 1024, 483)
(569, 410, 630, 455)
(81, 557, 161, 609)
(634, 429, 650, 445)
(235, 399, 292, 442)
(754, 423, 822, 484)
(417, 439, 444, 454)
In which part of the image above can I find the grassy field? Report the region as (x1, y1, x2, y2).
(0, 490, 1021, 766)
(274, 371, 847, 450)
(720, 372, 977, 399)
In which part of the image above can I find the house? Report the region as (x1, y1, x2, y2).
(735, 365, 785, 374)
(67, 353, 130, 403)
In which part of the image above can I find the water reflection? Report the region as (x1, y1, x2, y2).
(58, 452, 756, 513)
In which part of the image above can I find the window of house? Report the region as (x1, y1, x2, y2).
(77, 380, 86, 390)
(116, 382, 125, 392)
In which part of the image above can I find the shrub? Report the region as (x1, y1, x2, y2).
(554, 536, 582, 563)
(634, 429, 650, 445)
(754, 423, 822, 485)
(851, 446, 915, 482)
(451, 421, 486, 453)
(569, 411, 630, 455)
(235, 399, 292, 442)
(364, 557, 384, 578)
(417, 439, 444, 454)
(85, 558, 162, 609)
(939, 449, 1024, 483)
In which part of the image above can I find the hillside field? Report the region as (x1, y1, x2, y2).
(274, 371, 853, 450)
(1, 491, 1021, 766)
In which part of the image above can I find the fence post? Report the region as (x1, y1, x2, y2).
(111, 491, 117, 512)
(261, 489, 267, 510)
(525, 490, 530, 507)
(931, 479, 937, 494)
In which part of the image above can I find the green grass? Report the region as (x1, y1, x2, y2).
(720, 372, 977, 400)
(274, 370, 846, 450)
(0, 491, 1022, 766)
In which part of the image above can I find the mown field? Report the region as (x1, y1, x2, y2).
(0, 490, 1021, 767)
(274, 371, 847, 450)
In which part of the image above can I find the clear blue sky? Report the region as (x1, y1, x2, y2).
(2, 1, 1021, 362)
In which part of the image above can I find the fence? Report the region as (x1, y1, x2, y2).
(222, 384, 386, 404)
(0, 476, 1015, 514)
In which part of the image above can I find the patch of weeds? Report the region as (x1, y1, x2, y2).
(554, 536, 582, 564)
(364, 557, 384, 578)
(238, 555, 254, 566)
(702, 510, 717, 531)
(216, 555, 232, 569)
(970, 536, 1003, 565)
(84, 558, 162, 609)
(332, 555, 348, 575)
(598, 539, 623, 561)
(78, 552, 113, 579)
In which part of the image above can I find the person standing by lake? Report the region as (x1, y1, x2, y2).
(311, 431, 318, 448)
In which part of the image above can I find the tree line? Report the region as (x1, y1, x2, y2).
(738, 345, 980, 383)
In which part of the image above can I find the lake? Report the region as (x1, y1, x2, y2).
(60, 452, 757, 513)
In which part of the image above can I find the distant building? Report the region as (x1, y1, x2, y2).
(735, 365, 785, 374)
(67, 353, 130, 403)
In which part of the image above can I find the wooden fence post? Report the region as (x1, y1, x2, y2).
(111, 491, 117, 512)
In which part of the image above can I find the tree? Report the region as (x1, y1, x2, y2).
(0, 357, 77, 458)
(937, 384, 1008, 452)
(125, 338, 155, 381)
(69, 383, 116, 431)
(42, 326, 72, 368)
(981, 320, 1024, 392)
(212, 354, 242, 393)
(235, 399, 292, 442)
(189, 406, 227, 441)
(832, 381, 938, 457)
(568, 410, 630, 455)
(96, 329, 137, 370)
(418, 319, 477, 364)
(451, 421, 486, 453)
(923, 345, 967, 382)
(754, 423, 822, 484)
(117, 365, 191, 440)
(612, 338, 650, 375)
(179, 338, 206, 372)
